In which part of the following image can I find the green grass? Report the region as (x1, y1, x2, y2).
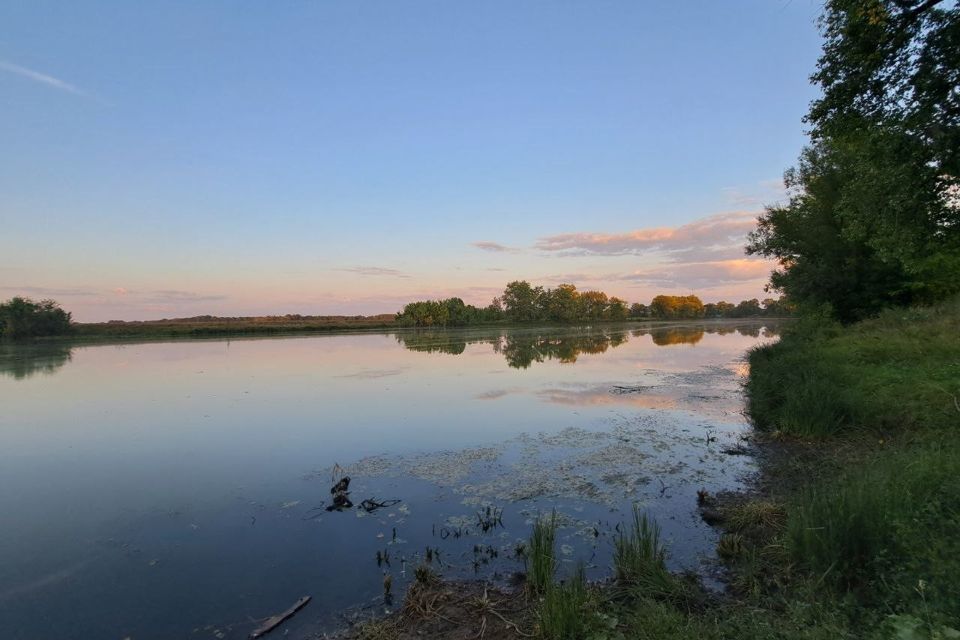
(72, 314, 398, 338)
(787, 441, 960, 616)
(746, 296, 960, 437)
(612, 505, 680, 602)
(743, 296, 960, 633)
(528, 511, 558, 595)
(537, 565, 591, 640)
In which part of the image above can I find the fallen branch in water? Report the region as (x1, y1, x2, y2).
(249, 595, 311, 639)
(360, 498, 401, 513)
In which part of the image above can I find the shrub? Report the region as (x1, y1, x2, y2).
(0, 297, 73, 339)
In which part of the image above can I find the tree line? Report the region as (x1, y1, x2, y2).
(396, 282, 792, 327)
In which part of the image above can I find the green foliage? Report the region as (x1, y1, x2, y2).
(399, 282, 785, 327)
(396, 297, 503, 327)
(649, 295, 705, 319)
(537, 565, 592, 640)
(748, 0, 960, 322)
(612, 506, 681, 601)
(0, 297, 73, 339)
(745, 295, 960, 630)
(629, 302, 648, 318)
(787, 441, 960, 622)
(503, 280, 544, 323)
(528, 511, 557, 595)
(747, 296, 960, 437)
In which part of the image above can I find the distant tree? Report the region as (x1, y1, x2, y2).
(501, 281, 542, 322)
(629, 302, 648, 319)
(579, 291, 609, 320)
(732, 299, 763, 317)
(0, 297, 73, 339)
(607, 297, 628, 321)
(650, 295, 705, 319)
(541, 284, 580, 322)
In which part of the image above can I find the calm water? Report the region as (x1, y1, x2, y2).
(0, 323, 777, 640)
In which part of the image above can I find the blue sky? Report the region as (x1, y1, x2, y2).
(0, 1, 824, 321)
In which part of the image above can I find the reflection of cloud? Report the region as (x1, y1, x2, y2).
(475, 387, 524, 400)
(472, 241, 520, 253)
(335, 368, 405, 379)
(535, 211, 759, 257)
(337, 266, 411, 278)
(537, 384, 679, 410)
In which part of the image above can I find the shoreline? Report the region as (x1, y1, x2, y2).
(7, 317, 789, 346)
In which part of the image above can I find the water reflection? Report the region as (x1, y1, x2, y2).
(0, 324, 782, 640)
(397, 322, 778, 368)
(0, 342, 73, 379)
(648, 327, 704, 346)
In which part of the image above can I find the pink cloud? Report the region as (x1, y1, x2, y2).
(535, 211, 759, 257)
(620, 258, 773, 285)
(472, 241, 520, 253)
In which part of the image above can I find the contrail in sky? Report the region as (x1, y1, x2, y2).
(0, 59, 100, 101)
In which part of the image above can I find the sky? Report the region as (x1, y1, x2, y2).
(0, 1, 824, 322)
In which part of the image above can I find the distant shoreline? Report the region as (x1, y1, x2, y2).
(28, 316, 788, 344)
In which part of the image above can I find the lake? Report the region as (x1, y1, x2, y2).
(0, 322, 778, 640)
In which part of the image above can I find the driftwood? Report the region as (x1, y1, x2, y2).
(249, 595, 312, 639)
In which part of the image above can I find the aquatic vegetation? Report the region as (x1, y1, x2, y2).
(612, 506, 676, 600)
(716, 533, 745, 559)
(726, 500, 785, 533)
(537, 565, 592, 640)
(528, 511, 557, 595)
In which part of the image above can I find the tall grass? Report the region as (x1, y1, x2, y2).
(529, 511, 557, 595)
(612, 506, 679, 600)
(537, 564, 591, 640)
(787, 441, 960, 620)
(747, 296, 960, 437)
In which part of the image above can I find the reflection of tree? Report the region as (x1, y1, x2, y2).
(0, 342, 73, 380)
(397, 328, 633, 369)
(648, 327, 705, 346)
(394, 332, 469, 355)
(396, 322, 783, 368)
(498, 330, 629, 368)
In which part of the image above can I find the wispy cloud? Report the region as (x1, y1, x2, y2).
(0, 285, 98, 297)
(615, 258, 773, 287)
(146, 290, 228, 303)
(535, 211, 759, 257)
(472, 241, 520, 253)
(336, 266, 411, 278)
(0, 60, 101, 102)
(721, 179, 787, 208)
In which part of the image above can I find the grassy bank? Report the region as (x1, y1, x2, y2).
(346, 297, 959, 639)
(71, 314, 399, 338)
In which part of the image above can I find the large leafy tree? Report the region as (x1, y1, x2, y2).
(748, 0, 960, 321)
(0, 297, 73, 339)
